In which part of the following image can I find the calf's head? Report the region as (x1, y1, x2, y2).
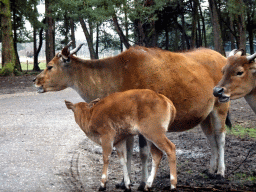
(213, 49, 256, 102)
(65, 100, 90, 128)
(33, 41, 84, 93)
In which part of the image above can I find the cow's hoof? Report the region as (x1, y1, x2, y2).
(98, 186, 106, 191)
(216, 174, 225, 180)
(124, 188, 131, 192)
(116, 181, 126, 189)
(138, 182, 146, 191)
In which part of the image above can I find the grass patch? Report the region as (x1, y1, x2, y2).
(227, 125, 256, 139)
(20, 62, 46, 71)
(232, 173, 256, 182)
(1, 62, 46, 72)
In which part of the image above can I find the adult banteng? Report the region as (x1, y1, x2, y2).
(34, 42, 230, 189)
(213, 49, 256, 113)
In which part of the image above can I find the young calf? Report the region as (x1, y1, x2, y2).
(65, 89, 177, 191)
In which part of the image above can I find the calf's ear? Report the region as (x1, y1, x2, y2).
(65, 100, 74, 111)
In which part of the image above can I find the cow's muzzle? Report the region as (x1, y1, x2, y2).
(213, 86, 230, 103)
(33, 77, 45, 93)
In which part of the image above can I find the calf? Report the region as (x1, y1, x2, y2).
(65, 89, 177, 191)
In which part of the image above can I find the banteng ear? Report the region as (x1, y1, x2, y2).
(60, 41, 73, 63)
(89, 98, 101, 108)
(236, 49, 246, 56)
(228, 49, 237, 57)
(65, 100, 75, 111)
(249, 63, 256, 74)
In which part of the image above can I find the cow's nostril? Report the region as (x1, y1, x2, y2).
(213, 87, 224, 97)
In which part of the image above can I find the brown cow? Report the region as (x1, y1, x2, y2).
(33, 42, 230, 189)
(65, 89, 177, 191)
(213, 50, 256, 113)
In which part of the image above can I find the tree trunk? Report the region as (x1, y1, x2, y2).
(112, 14, 131, 49)
(12, 2, 22, 72)
(79, 17, 97, 59)
(208, 0, 225, 55)
(0, 0, 16, 76)
(237, 0, 246, 51)
(70, 19, 76, 49)
(45, 0, 55, 64)
(190, 0, 199, 49)
(199, 5, 207, 47)
(96, 23, 99, 59)
(230, 19, 236, 50)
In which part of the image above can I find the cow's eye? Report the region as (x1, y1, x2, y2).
(236, 71, 244, 76)
(47, 66, 53, 70)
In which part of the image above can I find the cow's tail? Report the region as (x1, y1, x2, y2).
(226, 111, 232, 129)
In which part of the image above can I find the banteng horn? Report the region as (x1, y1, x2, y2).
(70, 43, 85, 55)
(246, 52, 256, 62)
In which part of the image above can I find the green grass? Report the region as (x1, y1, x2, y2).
(20, 62, 46, 71)
(227, 125, 256, 139)
(0, 62, 46, 71)
(232, 173, 256, 182)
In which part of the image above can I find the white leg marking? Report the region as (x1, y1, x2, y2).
(217, 132, 226, 176)
(170, 174, 175, 181)
(140, 145, 150, 183)
(171, 184, 176, 189)
(119, 157, 131, 187)
(101, 174, 107, 179)
(146, 160, 156, 188)
(207, 134, 218, 174)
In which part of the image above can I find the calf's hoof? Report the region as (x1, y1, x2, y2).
(138, 182, 146, 191)
(98, 186, 106, 191)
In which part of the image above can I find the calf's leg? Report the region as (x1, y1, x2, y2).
(142, 131, 177, 190)
(144, 142, 163, 191)
(99, 137, 114, 191)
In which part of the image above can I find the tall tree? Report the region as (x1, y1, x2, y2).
(0, 0, 17, 76)
(45, 0, 55, 63)
(208, 0, 225, 55)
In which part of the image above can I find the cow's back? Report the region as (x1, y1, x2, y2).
(119, 47, 227, 131)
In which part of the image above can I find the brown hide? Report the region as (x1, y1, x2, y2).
(68, 89, 176, 146)
(34, 46, 228, 132)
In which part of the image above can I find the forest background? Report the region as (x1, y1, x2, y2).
(0, 0, 256, 75)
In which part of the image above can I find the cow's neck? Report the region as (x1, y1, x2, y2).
(69, 58, 124, 102)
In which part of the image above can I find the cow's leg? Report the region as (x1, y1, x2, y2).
(115, 139, 131, 191)
(200, 102, 229, 177)
(99, 137, 113, 191)
(138, 134, 150, 191)
(116, 136, 134, 189)
(200, 114, 218, 175)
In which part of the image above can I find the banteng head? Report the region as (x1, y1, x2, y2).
(213, 49, 256, 102)
(64, 100, 91, 128)
(33, 41, 84, 93)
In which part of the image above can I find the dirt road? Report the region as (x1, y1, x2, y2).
(0, 75, 255, 191)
